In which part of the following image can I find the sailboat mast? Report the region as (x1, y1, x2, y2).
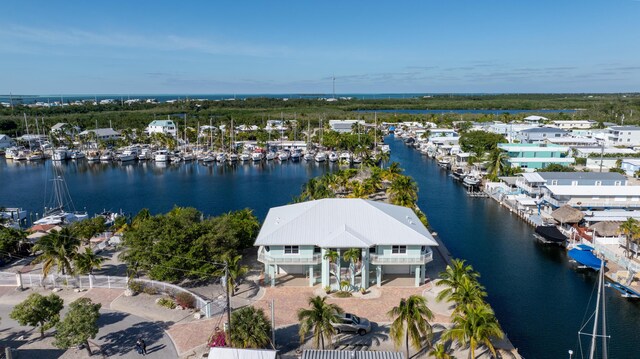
(588, 261, 604, 359)
(601, 260, 608, 359)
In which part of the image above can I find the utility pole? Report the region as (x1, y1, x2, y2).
(224, 262, 232, 335)
(599, 140, 605, 173)
(270, 299, 276, 347)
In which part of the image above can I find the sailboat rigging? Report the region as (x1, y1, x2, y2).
(574, 260, 609, 359)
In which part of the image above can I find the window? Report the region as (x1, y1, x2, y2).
(284, 246, 299, 254)
(615, 181, 622, 186)
(369, 247, 376, 253)
(265, 246, 270, 252)
(392, 245, 407, 254)
(595, 181, 602, 186)
(314, 246, 321, 254)
(551, 180, 558, 185)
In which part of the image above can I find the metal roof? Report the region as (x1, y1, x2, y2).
(537, 172, 626, 181)
(545, 185, 640, 196)
(521, 172, 545, 183)
(208, 348, 277, 359)
(520, 127, 568, 133)
(302, 350, 404, 359)
(254, 199, 438, 247)
(609, 126, 640, 131)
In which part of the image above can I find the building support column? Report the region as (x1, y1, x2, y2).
(361, 248, 370, 289)
(376, 266, 382, 287)
(336, 248, 341, 289)
(270, 265, 276, 287)
(321, 248, 330, 288)
(420, 264, 426, 285)
(414, 265, 421, 287)
(308, 266, 314, 287)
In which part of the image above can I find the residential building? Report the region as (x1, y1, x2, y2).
(329, 120, 365, 133)
(621, 159, 640, 176)
(516, 172, 627, 197)
(302, 351, 404, 359)
(427, 128, 459, 145)
(516, 127, 569, 144)
(147, 120, 177, 137)
(497, 143, 574, 171)
(254, 198, 438, 289)
(265, 120, 286, 132)
(550, 120, 595, 129)
(0, 134, 14, 149)
(606, 126, 640, 146)
(78, 128, 121, 141)
(523, 115, 549, 124)
(544, 137, 598, 147)
(542, 185, 640, 209)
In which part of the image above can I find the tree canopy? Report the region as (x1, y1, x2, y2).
(54, 298, 101, 356)
(120, 207, 259, 282)
(536, 164, 576, 172)
(459, 131, 507, 158)
(10, 293, 64, 338)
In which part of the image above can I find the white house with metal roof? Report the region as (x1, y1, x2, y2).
(606, 126, 640, 146)
(147, 119, 177, 137)
(78, 128, 121, 141)
(254, 198, 438, 289)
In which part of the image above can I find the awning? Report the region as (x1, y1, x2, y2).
(568, 248, 602, 270)
(535, 226, 568, 243)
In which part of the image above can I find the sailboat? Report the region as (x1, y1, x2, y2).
(34, 165, 88, 225)
(574, 259, 609, 359)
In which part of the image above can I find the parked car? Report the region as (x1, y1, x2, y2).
(332, 313, 371, 336)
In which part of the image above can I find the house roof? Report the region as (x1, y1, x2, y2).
(552, 205, 585, 224)
(546, 185, 640, 196)
(524, 115, 549, 121)
(148, 120, 175, 127)
(521, 172, 545, 183)
(590, 221, 621, 237)
(254, 199, 438, 247)
(0, 134, 11, 141)
(537, 172, 626, 182)
(609, 126, 640, 131)
(79, 128, 120, 137)
(208, 348, 277, 359)
(51, 123, 68, 131)
(302, 350, 404, 359)
(520, 127, 568, 133)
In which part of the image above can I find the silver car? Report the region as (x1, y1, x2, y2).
(332, 313, 372, 336)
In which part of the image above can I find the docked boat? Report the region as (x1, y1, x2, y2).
(154, 150, 170, 162)
(52, 148, 68, 161)
(4, 147, 19, 159)
(33, 166, 88, 226)
(216, 153, 227, 163)
(138, 148, 153, 160)
(328, 152, 339, 162)
(117, 148, 138, 162)
(228, 153, 239, 163)
(239, 153, 251, 162)
(278, 151, 290, 161)
(339, 152, 352, 164)
(451, 168, 466, 181)
(86, 151, 100, 162)
(462, 175, 481, 187)
(303, 152, 314, 162)
(436, 157, 451, 169)
(27, 151, 44, 161)
(290, 150, 302, 161)
(69, 150, 85, 160)
(202, 153, 216, 163)
(181, 153, 195, 162)
(314, 152, 327, 162)
(100, 151, 114, 161)
(352, 155, 363, 164)
(265, 152, 276, 161)
(251, 151, 265, 162)
(14, 150, 28, 161)
(568, 245, 602, 270)
(533, 225, 567, 245)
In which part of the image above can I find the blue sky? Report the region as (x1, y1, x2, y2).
(1, 0, 639, 94)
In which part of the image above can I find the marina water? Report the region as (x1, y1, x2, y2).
(2, 139, 640, 358)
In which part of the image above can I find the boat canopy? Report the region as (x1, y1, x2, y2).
(568, 248, 602, 270)
(576, 244, 595, 251)
(534, 225, 567, 243)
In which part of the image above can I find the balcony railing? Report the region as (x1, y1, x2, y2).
(516, 181, 542, 194)
(370, 252, 433, 265)
(257, 247, 321, 265)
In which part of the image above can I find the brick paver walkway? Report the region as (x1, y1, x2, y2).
(166, 315, 225, 356)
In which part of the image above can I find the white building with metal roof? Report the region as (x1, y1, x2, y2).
(147, 119, 177, 137)
(254, 198, 438, 289)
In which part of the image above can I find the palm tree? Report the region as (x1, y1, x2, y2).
(73, 247, 104, 275)
(389, 176, 418, 208)
(377, 150, 390, 168)
(32, 228, 80, 276)
(436, 259, 481, 303)
(220, 253, 249, 296)
(342, 248, 361, 288)
(441, 303, 504, 359)
(618, 217, 639, 259)
(448, 276, 487, 314)
(230, 306, 272, 348)
(429, 342, 452, 359)
(384, 162, 403, 180)
(297, 296, 344, 349)
(486, 149, 507, 181)
(388, 295, 434, 359)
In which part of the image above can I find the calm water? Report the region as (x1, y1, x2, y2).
(2, 142, 639, 358)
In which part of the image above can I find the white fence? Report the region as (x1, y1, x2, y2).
(1, 271, 223, 318)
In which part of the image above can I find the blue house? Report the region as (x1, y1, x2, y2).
(516, 127, 569, 144)
(498, 143, 574, 170)
(254, 199, 438, 289)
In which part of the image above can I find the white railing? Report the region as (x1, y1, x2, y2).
(542, 195, 561, 207)
(370, 252, 433, 265)
(515, 181, 542, 194)
(257, 247, 321, 265)
(1, 272, 222, 318)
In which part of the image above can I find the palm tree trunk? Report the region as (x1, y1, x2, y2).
(85, 340, 92, 355)
(406, 331, 410, 359)
(320, 333, 325, 349)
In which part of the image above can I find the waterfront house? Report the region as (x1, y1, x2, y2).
(550, 120, 595, 129)
(497, 143, 574, 170)
(621, 159, 640, 176)
(146, 119, 178, 137)
(0, 134, 14, 149)
(516, 127, 569, 144)
(254, 198, 438, 289)
(428, 128, 460, 146)
(329, 120, 365, 133)
(517, 171, 627, 197)
(544, 137, 598, 147)
(606, 126, 640, 147)
(541, 185, 640, 209)
(78, 128, 121, 141)
(523, 115, 548, 124)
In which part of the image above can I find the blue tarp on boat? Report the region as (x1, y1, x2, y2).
(568, 248, 602, 270)
(576, 244, 595, 251)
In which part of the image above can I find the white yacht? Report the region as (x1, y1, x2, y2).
(138, 148, 153, 160)
(339, 152, 352, 164)
(52, 148, 68, 161)
(100, 151, 114, 161)
(239, 153, 251, 162)
(251, 151, 265, 162)
(328, 152, 339, 162)
(117, 148, 138, 162)
(69, 150, 85, 160)
(228, 153, 239, 163)
(4, 147, 20, 159)
(154, 150, 170, 162)
(314, 152, 327, 162)
(290, 150, 302, 161)
(303, 152, 314, 161)
(216, 153, 227, 163)
(278, 151, 290, 161)
(265, 152, 276, 161)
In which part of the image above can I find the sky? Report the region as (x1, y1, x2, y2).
(1, 0, 639, 95)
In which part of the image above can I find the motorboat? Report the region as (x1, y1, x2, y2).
(239, 153, 251, 162)
(339, 152, 352, 164)
(451, 168, 467, 181)
(251, 151, 265, 162)
(154, 150, 170, 162)
(52, 148, 68, 161)
(265, 152, 276, 161)
(278, 151, 290, 161)
(328, 152, 339, 162)
(13, 150, 28, 161)
(4, 147, 20, 159)
(138, 148, 153, 160)
(181, 152, 195, 162)
(216, 153, 227, 163)
(117, 148, 138, 162)
(228, 153, 239, 163)
(462, 175, 481, 187)
(290, 150, 302, 161)
(27, 151, 44, 161)
(436, 157, 451, 169)
(86, 151, 100, 162)
(170, 154, 183, 163)
(314, 152, 327, 162)
(202, 153, 216, 163)
(69, 150, 85, 160)
(100, 151, 114, 161)
(303, 152, 314, 162)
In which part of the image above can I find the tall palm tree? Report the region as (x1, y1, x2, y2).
(388, 295, 434, 359)
(436, 259, 481, 303)
(32, 228, 80, 276)
(220, 253, 249, 296)
(389, 176, 418, 208)
(230, 306, 272, 348)
(73, 247, 104, 275)
(384, 162, 403, 180)
(441, 303, 504, 359)
(448, 276, 487, 314)
(297, 296, 344, 349)
(342, 248, 361, 287)
(429, 342, 452, 359)
(619, 217, 639, 259)
(486, 149, 507, 181)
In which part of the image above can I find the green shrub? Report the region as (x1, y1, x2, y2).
(333, 291, 353, 298)
(157, 297, 176, 309)
(175, 292, 196, 309)
(128, 280, 144, 293)
(143, 285, 159, 295)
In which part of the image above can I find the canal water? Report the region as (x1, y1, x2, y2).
(387, 136, 640, 359)
(1, 140, 639, 358)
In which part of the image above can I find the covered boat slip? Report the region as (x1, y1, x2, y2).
(534, 225, 568, 244)
(567, 248, 602, 270)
